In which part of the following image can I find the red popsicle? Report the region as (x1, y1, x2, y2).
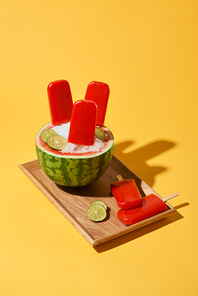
(110, 178, 142, 209)
(68, 100, 97, 146)
(84, 81, 110, 126)
(47, 80, 73, 126)
(117, 194, 168, 225)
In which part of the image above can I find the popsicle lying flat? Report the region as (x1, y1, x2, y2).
(84, 81, 110, 126)
(117, 194, 168, 225)
(68, 100, 97, 146)
(110, 178, 142, 209)
(47, 80, 73, 126)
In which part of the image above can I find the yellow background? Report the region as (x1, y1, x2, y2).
(1, 1, 198, 295)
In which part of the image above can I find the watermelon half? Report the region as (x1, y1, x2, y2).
(35, 123, 114, 187)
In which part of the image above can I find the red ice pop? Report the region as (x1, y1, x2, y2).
(117, 194, 168, 225)
(47, 80, 73, 126)
(110, 178, 142, 209)
(84, 81, 110, 126)
(68, 100, 97, 146)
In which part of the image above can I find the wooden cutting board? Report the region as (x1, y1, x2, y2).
(19, 155, 176, 247)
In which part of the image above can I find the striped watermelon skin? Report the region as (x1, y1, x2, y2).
(36, 124, 114, 187)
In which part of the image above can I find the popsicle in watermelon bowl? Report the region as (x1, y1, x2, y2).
(35, 80, 114, 187)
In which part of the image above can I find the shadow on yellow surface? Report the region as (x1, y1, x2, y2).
(113, 140, 176, 187)
(94, 203, 188, 253)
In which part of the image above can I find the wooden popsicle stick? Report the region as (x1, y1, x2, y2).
(117, 175, 123, 181)
(162, 193, 179, 202)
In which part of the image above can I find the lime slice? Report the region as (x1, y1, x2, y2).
(91, 200, 107, 210)
(95, 127, 106, 142)
(41, 129, 57, 143)
(46, 134, 67, 150)
(87, 204, 107, 222)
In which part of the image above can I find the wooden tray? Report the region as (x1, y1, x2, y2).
(19, 155, 176, 247)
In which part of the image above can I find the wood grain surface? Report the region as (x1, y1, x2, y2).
(19, 155, 176, 246)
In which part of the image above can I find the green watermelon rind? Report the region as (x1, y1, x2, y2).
(35, 123, 114, 187)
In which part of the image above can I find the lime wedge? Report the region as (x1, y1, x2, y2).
(91, 200, 107, 210)
(41, 129, 57, 143)
(87, 204, 107, 222)
(95, 127, 106, 142)
(46, 134, 67, 150)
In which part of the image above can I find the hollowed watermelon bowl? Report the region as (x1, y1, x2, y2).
(35, 123, 114, 187)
